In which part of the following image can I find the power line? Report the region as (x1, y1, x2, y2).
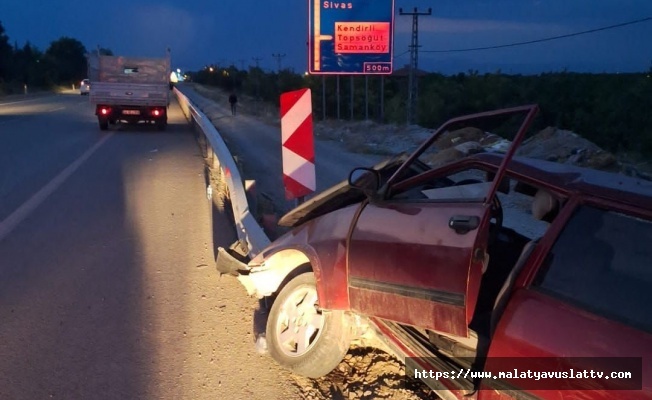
(393, 50, 410, 60)
(421, 16, 652, 53)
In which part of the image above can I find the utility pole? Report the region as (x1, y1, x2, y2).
(336, 75, 341, 120)
(399, 7, 432, 125)
(380, 76, 385, 123)
(350, 76, 354, 120)
(322, 76, 326, 121)
(271, 53, 286, 72)
(365, 75, 369, 120)
(252, 57, 262, 99)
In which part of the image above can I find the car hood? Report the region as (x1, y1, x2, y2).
(278, 153, 409, 227)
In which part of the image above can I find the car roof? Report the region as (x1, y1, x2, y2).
(470, 152, 652, 210)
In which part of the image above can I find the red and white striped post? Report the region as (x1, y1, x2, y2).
(280, 89, 315, 203)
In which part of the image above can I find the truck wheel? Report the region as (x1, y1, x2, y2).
(266, 272, 352, 378)
(99, 120, 109, 131)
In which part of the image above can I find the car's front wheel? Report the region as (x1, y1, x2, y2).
(266, 272, 352, 378)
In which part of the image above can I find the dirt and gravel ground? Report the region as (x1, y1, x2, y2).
(291, 347, 439, 400)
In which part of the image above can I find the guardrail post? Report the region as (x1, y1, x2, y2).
(198, 131, 208, 158)
(211, 150, 221, 170)
(207, 142, 214, 162)
(245, 180, 257, 218)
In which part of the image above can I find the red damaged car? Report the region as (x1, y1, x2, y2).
(217, 104, 651, 399)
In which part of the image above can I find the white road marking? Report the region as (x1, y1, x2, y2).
(46, 107, 66, 112)
(0, 97, 47, 106)
(0, 133, 114, 241)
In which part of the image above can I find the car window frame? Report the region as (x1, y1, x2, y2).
(382, 105, 539, 205)
(386, 159, 498, 204)
(530, 196, 652, 334)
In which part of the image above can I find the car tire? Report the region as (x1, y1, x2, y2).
(99, 120, 109, 131)
(266, 272, 352, 378)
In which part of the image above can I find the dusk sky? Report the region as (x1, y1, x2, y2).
(2, 0, 652, 75)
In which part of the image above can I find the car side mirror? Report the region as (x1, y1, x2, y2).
(348, 167, 381, 199)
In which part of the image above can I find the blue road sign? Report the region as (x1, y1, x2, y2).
(309, 0, 395, 75)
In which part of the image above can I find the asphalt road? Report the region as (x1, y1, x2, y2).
(0, 92, 301, 399)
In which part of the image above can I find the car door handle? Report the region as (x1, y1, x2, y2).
(449, 215, 480, 234)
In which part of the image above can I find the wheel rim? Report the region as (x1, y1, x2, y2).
(274, 285, 325, 358)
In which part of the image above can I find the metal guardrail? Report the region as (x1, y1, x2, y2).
(173, 87, 271, 257)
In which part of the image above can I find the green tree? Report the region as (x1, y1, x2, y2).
(0, 21, 14, 86)
(44, 37, 87, 85)
(98, 47, 113, 56)
(13, 42, 47, 87)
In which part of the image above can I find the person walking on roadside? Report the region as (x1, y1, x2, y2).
(229, 92, 238, 116)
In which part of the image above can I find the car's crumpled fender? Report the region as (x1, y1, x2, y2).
(238, 236, 319, 300)
(237, 204, 360, 310)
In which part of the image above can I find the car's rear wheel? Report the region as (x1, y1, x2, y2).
(266, 272, 352, 378)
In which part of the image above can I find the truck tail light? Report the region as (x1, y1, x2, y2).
(100, 107, 110, 115)
(151, 108, 164, 117)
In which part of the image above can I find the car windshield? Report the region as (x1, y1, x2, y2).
(414, 106, 536, 170)
(387, 105, 539, 202)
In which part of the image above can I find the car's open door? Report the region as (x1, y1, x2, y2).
(347, 105, 539, 338)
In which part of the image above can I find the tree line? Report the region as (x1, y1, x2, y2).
(191, 63, 652, 157)
(0, 22, 92, 94)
